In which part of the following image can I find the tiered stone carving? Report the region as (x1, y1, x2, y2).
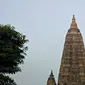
(58, 15, 85, 85)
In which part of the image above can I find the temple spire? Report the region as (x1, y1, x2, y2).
(47, 70, 56, 85)
(70, 15, 78, 29)
(58, 16, 85, 85)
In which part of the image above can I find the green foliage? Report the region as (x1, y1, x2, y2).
(0, 24, 28, 74)
(0, 74, 16, 85)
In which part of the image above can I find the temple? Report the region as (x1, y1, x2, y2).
(47, 15, 85, 85)
(58, 15, 85, 85)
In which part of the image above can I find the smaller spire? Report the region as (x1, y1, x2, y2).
(47, 70, 56, 85)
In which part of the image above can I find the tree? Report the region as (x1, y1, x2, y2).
(0, 74, 16, 85)
(0, 24, 28, 84)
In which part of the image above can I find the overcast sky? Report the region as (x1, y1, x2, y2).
(0, 0, 85, 85)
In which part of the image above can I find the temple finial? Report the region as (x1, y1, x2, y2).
(51, 70, 53, 75)
(50, 70, 54, 78)
(72, 15, 75, 22)
(70, 15, 77, 29)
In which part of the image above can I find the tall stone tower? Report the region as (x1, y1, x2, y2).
(47, 70, 56, 85)
(58, 15, 85, 85)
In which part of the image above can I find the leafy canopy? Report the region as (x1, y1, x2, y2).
(0, 74, 16, 84)
(0, 25, 28, 74)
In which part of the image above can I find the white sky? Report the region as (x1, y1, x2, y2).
(0, 0, 85, 85)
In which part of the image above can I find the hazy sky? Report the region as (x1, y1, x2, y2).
(0, 0, 85, 85)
